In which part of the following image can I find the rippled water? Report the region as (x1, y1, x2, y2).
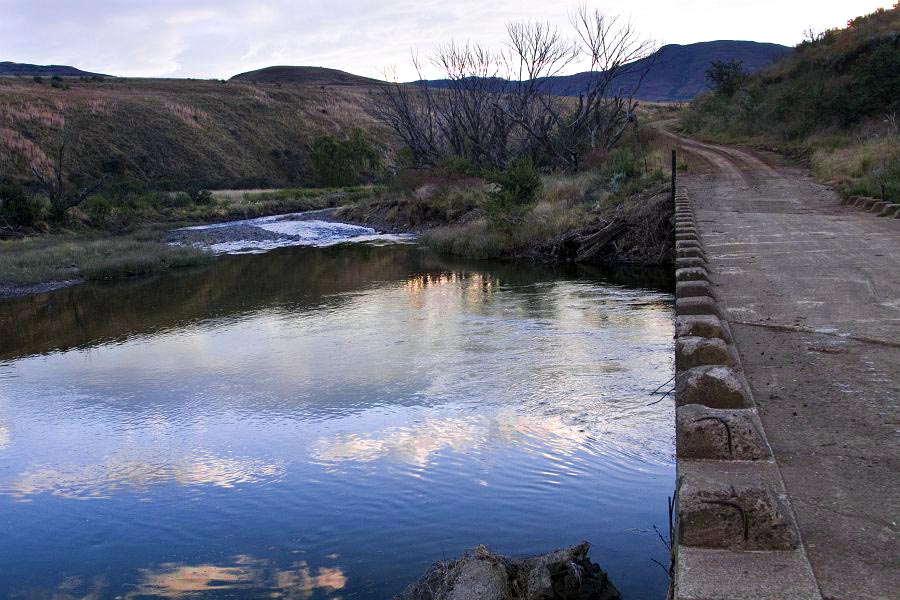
(0, 242, 674, 599)
(170, 210, 415, 254)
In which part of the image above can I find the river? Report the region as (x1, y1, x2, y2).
(0, 227, 675, 598)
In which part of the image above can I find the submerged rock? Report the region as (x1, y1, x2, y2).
(395, 543, 621, 600)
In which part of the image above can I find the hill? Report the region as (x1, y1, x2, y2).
(680, 6, 900, 201)
(0, 77, 385, 190)
(548, 40, 790, 101)
(230, 66, 379, 87)
(0, 61, 109, 78)
(419, 41, 790, 101)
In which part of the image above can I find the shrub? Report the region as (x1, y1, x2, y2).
(0, 181, 44, 228)
(311, 129, 380, 187)
(485, 156, 542, 217)
(705, 59, 749, 97)
(190, 188, 213, 205)
(441, 156, 478, 178)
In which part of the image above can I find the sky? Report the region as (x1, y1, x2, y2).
(0, 1, 893, 80)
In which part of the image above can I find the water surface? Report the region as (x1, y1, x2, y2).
(0, 242, 674, 599)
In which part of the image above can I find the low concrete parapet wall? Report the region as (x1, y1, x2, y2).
(671, 187, 822, 600)
(844, 196, 900, 218)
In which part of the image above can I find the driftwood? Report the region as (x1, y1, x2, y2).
(574, 221, 628, 261)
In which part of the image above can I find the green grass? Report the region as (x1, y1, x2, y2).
(0, 231, 210, 284)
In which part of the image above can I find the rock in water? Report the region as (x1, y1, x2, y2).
(395, 542, 622, 600)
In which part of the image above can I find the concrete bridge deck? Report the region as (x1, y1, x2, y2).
(669, 134, 900, 599)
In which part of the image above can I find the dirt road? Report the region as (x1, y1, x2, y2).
(670, 132, 900, 599)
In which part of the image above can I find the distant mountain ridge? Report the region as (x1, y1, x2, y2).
(0, 61, 109, 78)
(420, 40, 791, 101)
(230, 66, 379, 86)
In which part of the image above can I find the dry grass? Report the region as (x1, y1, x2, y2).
(0, 232, 209, 284)
(422, 175, 596, 259)
(0, 77, 390, 189)
(811, 135, 900, 199)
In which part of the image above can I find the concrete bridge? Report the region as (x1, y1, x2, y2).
(668, 135, 900, 599)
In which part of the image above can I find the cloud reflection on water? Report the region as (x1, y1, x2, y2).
(5, 452, 284, 500)
(312, 410, 591, 469)
(128, 555, 346, 599)
(28, 556, 345, 599)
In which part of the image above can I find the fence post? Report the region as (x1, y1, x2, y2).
(671, 148, 677, 206)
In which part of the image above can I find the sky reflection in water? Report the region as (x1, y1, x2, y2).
(0, 244, 674, 599)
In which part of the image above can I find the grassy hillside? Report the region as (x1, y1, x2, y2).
(0, 76, 386, 190)
(681, 6, 900, 200)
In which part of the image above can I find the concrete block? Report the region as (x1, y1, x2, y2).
(676, 365, 752, 409)
(676, 336, 736, 369)
(859, 197, 877, 210)
(676, 239, 704, 250)
(675, 226, 700, 236)
(676, 232, 701, 242)
(676, 296, 721, 317)
(677, 404, 771, 460)
(675, 315, 729, 340)
(677, 257, 707, 270)
(675, 547, 822, 600)
(840, 195, 859, 206)
(676, 267, 710, 283)
(677, 462, 798, 550)
(869, 201, 888, 213)
(878, 203, 900, 217)
(677, 247, 707, 259)
(675, 281, 713, 299)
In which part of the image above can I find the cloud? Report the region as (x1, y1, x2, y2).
(0, 1, 891, 78)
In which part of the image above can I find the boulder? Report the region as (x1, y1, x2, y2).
(395, 543, 621, 600)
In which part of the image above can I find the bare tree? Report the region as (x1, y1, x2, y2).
(553, 6, 658, 169)
(372, 61, 444, 168)
(32, 118, 109, 220)
(374, 6, 658, 172)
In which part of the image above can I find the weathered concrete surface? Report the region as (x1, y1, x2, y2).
(673, 133, 900, 599)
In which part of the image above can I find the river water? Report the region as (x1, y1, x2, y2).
(0, 226, 675, 599)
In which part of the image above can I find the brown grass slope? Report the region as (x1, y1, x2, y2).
(0, 76, 386, 189)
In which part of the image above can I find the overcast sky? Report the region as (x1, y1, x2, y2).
(0, 1, 892, 80)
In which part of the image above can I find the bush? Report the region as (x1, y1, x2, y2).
(705, 59, 748, 97)
(311, 129, 380, 187)
(441, 156, 478, 178)
(190, 188, 213, 205)
(0, 181, 44, 228)
(485, 156, 542, 216)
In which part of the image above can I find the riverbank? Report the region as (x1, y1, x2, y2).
(336, 146, 678, 266)
(0, 187, 375, 298)
(1, 159, 677, 299)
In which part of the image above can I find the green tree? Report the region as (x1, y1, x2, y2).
(311, 129, 380, 187)
(705, 59, 749, 97)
